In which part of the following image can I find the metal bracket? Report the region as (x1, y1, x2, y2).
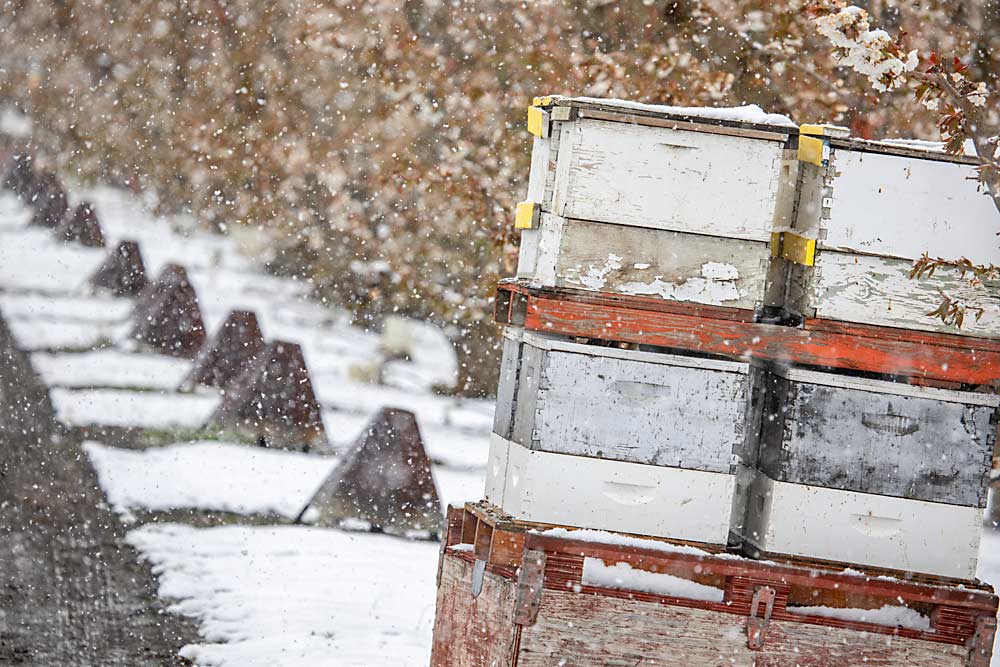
(436, 538, 447, 588)
(747, 586, 776, 650)
(967, 616, 997, 667)
(513, 549, 546, 626)
(471, 558, 487, 598)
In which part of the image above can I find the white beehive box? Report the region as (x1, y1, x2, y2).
(733, 466, 985, 580)
(515, 96, 798, 313)
(755, 366, 998, 508)
(784, 132, 1000, 338)
(494, 329, 756, 472)
(485, 434, 739, 546)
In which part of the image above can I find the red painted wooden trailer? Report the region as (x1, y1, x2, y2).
(494, 280, 1000, 388)
(431, 503, 997, 667)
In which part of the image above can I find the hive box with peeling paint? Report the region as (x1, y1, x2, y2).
(754, 366, 998, 507)
(494, 329, 757, 473)
(784, 139, 1000, 339)
(516, 97, 797, 312)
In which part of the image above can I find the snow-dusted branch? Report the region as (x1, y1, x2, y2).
(811, 0, 1000, 329)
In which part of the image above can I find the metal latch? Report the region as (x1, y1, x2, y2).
(471, 558, 487, 598)
(968, 616, 997, 667)
(513, 549, 546, 626)
(747, 586, 776, 650)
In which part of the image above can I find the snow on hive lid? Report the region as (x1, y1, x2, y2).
(533, 94, 797, 129)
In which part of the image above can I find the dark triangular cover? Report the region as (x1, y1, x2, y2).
(2, 154, 36, 198)
(27, 173, 68, 228)
(302, 407, 441, 535)
(206, 340, 327, 450)
(57, 201, 105, 247)
(90, 240, 148, 297)
(129, 263, 206, 358)
(181, 310, 266, 391)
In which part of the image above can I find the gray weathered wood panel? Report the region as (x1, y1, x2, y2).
(501, 334, 752, 473)
(757, 369, 997, 507)
(786, 250, 1000, 340)
(553, 117, 786, 242)
(492, 334, 521, 439)
(554, 217, 773, 310)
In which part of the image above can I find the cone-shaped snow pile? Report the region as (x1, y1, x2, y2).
(27, 173, 68, 228)
(2, 154, 36, 199)
(181, 310, 266, 391)
(130, 263, 206, 358)
(205, 340, 327, 450)
(57, 201, 105, 247)
(90, 240, 149, 297)
(300, 407, 442, 536)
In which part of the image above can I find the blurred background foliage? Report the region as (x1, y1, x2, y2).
(1, 0, 998, 395)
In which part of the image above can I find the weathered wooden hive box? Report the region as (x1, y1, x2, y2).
(784, 131, 1000, 338)
(515, 96, 798, 314)
(734, 366, 1000, 580)
(486, 328, 755, 545)
(431, 504, 999, 667)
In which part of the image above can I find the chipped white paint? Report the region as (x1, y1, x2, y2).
(524, 214, 772, 310)
(489, 437, 736, 546)
(572, 253, 623, 290)
(736, 467, 984, 580)
(551, 118, 786, 242)
(823, 148, 1000, 264)
(790, 251, 1000, 339)
(618, 262, 742, 304)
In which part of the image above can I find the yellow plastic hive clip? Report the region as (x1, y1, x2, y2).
(527, 106, 549, 138)
(797, 124, 830, 167)
(514, 201, 539, 230)
(771, 231, 817, 266)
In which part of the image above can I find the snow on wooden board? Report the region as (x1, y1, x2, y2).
(582, 557, 725, 602)
(127, 523, 440, 667)
(84, 440, 484, 520)
(557, 96, 797, 127)
(32, 350, 190, 389)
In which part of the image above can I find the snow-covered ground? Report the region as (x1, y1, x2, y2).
(85, 440, 484, 522)
(0, 185, 492, 665)
(128, 524, 441, 667)
(7, 184, 1000, 666)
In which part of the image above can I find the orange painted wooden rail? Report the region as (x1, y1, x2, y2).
(494, 280, 1000, 386)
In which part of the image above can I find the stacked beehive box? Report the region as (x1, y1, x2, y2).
(487, 95, 1000, 581)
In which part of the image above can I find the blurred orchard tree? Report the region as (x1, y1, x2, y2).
(1, 0, 998, 394)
